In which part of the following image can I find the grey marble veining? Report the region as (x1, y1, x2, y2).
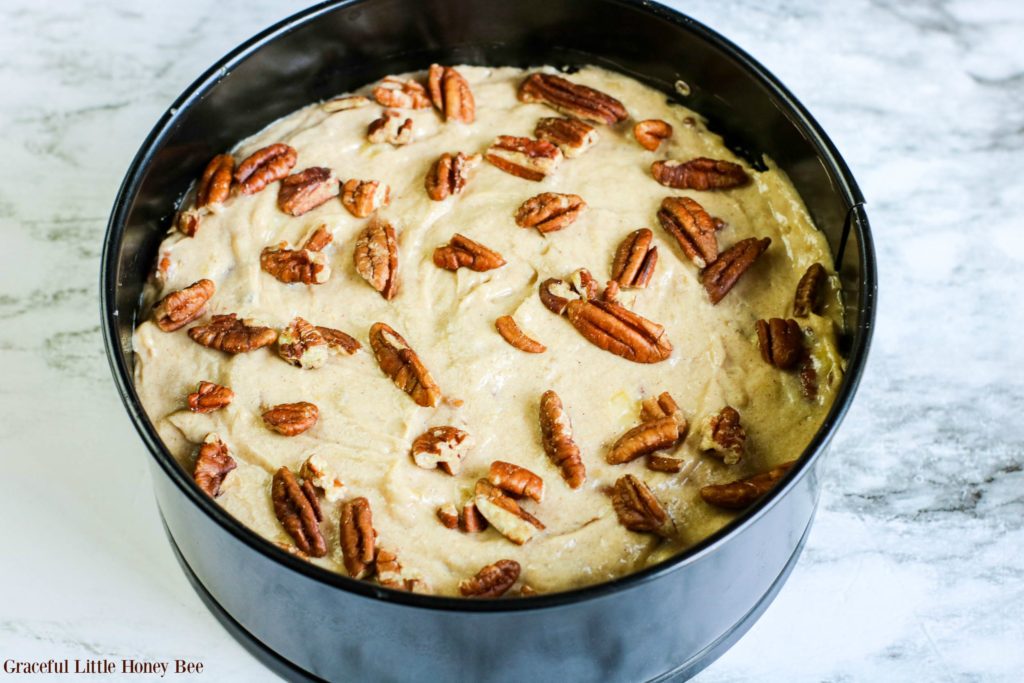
(0, 0, 1021, 680)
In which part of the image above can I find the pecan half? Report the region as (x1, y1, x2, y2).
(657, 197, 720, 268)
(261, 243, 330, 285)
(474, 479, 543, 545)
(612, 229, 659, 288)
(262, 402, 319, 436)
(425, 152, 481, 201)
(410, 426, 470, 475)
(153, 279, 215, 332)
(369, 322, 441, 407)
(300, 453, 346, 503)
(485, 135, 563, 181)
(495, 316, 546, 353)
(302, 224, 334, 252)
(701, 237, 771, 304)
(700, 461, 796, 509)
(188, 314, 277, 353)
(317, 325, 361, 355)
(340, 497, 376, 578)
(459, 559, 520, 598)
(375, 549, 427, 592)
(518, 73, 628, 124)
(607, 416, 679, 464)
(756, 318, 805, 370)
(428, 64, 475, 123)
(187, 381, 234, 413)
(341, 178, 390, 218)
(197, 154, 234, 207)
(353, 218, 400, 299)
(322, 95, 371, 112)
(566, 298, 672, 363)
(700, 406, 746, 465)
(373, 76, 431, 109)
(647, 454, 685, 473)
(367, 110, 414, 145)
(488, 461, 544, 503)
(539, 390, 585, 489)
(272, 467, 326, 557)
(794, 262, 827, 317)
(277, 167, 339, 216)
(514, 193, 586, 234)
(433, 234, 506, 272)
(610, 474, 671, 535)
(534, 117, 599, 158)
(633, 119, 673, 151)
(652, 157, 749, 191)
(234, 143, 298, 195)
(193, 434, 236, 498)
(277, 317, 329, 369)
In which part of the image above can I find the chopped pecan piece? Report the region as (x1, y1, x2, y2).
(639, 391, 683, 424)
(410, 426, 470, 475)
(322, 95, 370, 112)
(197, 154, 234, 207)
(433, 233, 506, 272)
(514, 193, 586, 234)
(277, 317, 329, 369)
(756, 318, 805, 370)
(188, 314, 277, 354)
(700, 461, 796, 509)
(372, 76, 431, 109)
(234, 143, 298, 195)
(367, 110, 414, 145)
(262, 402, 319, 436)
(518, 73, 628, 124)
(317, 325, 361, 355)
(800, 361, 819, 401)
(260, 243, 330, 285)
(428, 64, 475, 123)
(302, 224, 334, 252)
(340, 178, 390, 218)
(340, 497, 377, 578)
(459, 559, 520, 598)
(488, 461, 544, 503)
(519, 584, 538, 597)
(612, 229, 659, 288)
(424, 152, 481, 201)
(607, 416, 679, 464)
(794, 262, 827, 317)
(193, 434, 236, 497)
(539, 390, 585, 489)
(187, 381, 234, 413)
(436, 503, 460, 529)
(177, 207, 202, 237)
(647, 454, 685, 473)
(485, 135, 562, 181)
(495, 316, 546, 353)
(474, 479, 543, 545)
(369, 322, 441, 407)
(375, 549, 427, 592)
(657, 196, 719, 268)
(700, 406, 746, 465)
(277, 167, 339, 216)
(300, 453, 346, 503)
(272, 467, 326, 557)
(610, 474, 671, 535)
(652, 157, 749, 191)
(534, 117, 598, 158)
(460, 500, 488, 533)
(353, 218, 399, 299)
(153, 279, 215, 332)
(633, 119, 673, 151)
(701, 237, 771, 304)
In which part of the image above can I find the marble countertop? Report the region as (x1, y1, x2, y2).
(1, 0, 1021, 680)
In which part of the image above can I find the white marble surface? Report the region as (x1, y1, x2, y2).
(1, 0, 1021, 680)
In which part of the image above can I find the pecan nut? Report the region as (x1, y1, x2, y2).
(367, 110, 414, 145)
(187, 381, 234, 413)
(459, 559, 520, 598)
(539, 390, 586, 489)
(612, 228, 659, 288)
(566, 298, 672, 363)
(485, 135, 563, 181)
(322, 95, 371, 112)
(474, 479, 544, 545)
(353, 218, 400, 299)
(302, 224, 334, 252)
(277, 167, 339, 216)
(700, 461, 796, 509)
(433, 233, 506, 272)
(534, 117, 599, 158)
(607, 416, 679, 464)
(373, 76, 431, 109)
(756, 318, 805, 370)
(341, 179, 390, 217)
(177, 207, 202, 237)
(652, 157, 749, 191)
(272, 466, 326, 557)
(428, 64, 475, 123)
(425, 152, 481, 201)
(188, 314, 277, 353)
(262, 402, 319, 436)
(633, 119, 673, 151)
(153, 279, 215, 332)
(699, 406, 746, 465)
(701, 237, 771, 304)
(369, 322, 441, 407)
(340, 497, 377, 578)
(610, 474, 672, 535)
(794, 262, 827, 317)
(300, 453, 346, 503)
(193, 433, 236, 498)
(317, 325, 361, 355)
(514, 193, 586, 234)
(197, 154, 234, 207)
(658, 196, 721, 268)
(375, 549, 427, 592)
(261, 243, 330, 285)
(410, 426, 470, 475)
(488, 461, 544, 503)
(460, 500, 488, 533)
(234, 143, 298, 195)
(495, 316, 546, 353)
(436, 503, 460, 529)
(647, 454, 685, 473)
(518, 73, 628, 124)
(639, 391, 683, 425)
(278, 317, 330, 369)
